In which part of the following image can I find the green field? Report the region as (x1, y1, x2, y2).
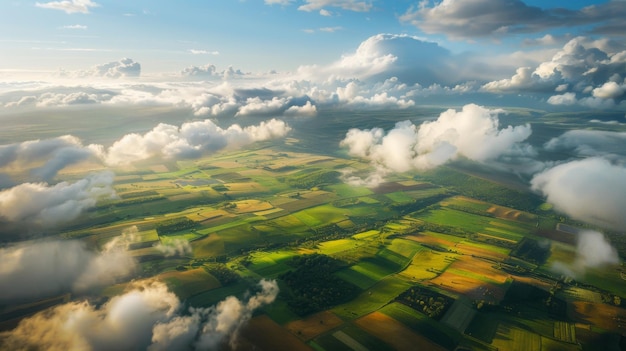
(333, 276, 413, 320)
(7, 139, 621, 351)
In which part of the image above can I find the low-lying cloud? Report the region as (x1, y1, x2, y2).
(104, 118, 291, 165)
(0, 172, 115, 228)
(340, 104, 533, 186)
(0, 237, 135, 301)
(531, 157, 626, 230)
(0, 135, 102, 182)
(58, 58, 141, 79)
(0, 279, 279, 351)
(551, 230, 620, 278)
(545, 129, 626, 160)
(155, 239, 193, 258)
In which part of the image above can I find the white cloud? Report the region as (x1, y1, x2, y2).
(298, 0, 372, 12)
(319, 9, 332, 16)
(104, 118, 290, 165)
(593, 81, 625, 99)
(340, 104, 533, 185)
(545, 129, 626, 160)
(547, 92, 577, 105)
(36, 0, 99, 14)
(188, 49, 220, 55)
(0, 135, 102, 182)
(482, 37, 626, 106)
(61, 24, 87, 29)
(284, 100, 317, 116)
(319, 26, 342, 33)
(531, 157, 626, 230)
(180, 64, 244, 79)
(235, 97, 289, 117)
(297, 34, 452, 86)
(264, 0, 293, 5)
(0, 172, 115, 227)
(154, 239, 193, 258)
(552, 230, 619, 278)
(1, 280, 279, 351)
(0, 237, 135, 301)
(58, 58, 141, 79)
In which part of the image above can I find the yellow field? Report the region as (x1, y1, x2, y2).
(317, 239, 362, 255)
(285, 311, 344, 341)
(428, 270, 506, 302)
(355, 312, 446, 351)
(225, 182, 266, 192)
(352, 230, 380, 240)
(399, 250, 455, 280)
(448, 257, 510, 284)
(231, 199, 274, 213)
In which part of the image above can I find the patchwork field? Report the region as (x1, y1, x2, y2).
(9, 143, 622, 351)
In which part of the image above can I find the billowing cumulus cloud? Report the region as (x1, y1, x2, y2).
(0, 237, 135, 301)
(299, 34, 453, 86)
(483, 37, 626, 107)
(36, 0, 99, 14)
(235, 97, 289, 116)
(340, 104, 533, 186)
(0, 279, 279, 351)
(531, 158, 626, 230)
(180, 64, 245, 79)
(59, 58, 141, 79)
(401, 0, 626, 40)
(104, 118, 290, 165)
(284, 100, 317, 116)
(0, 172, 115, 227)
(551, 230, 620, 278)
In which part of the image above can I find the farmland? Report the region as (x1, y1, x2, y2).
(2, 137, 624, 351)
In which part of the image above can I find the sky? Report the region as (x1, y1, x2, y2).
(0, 0, 624, 74)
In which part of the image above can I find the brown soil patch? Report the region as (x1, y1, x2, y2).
(355, 312, 446, 351)
(238, 315, 313, 351)
(285, 311, 344, 341)
(570, 301, 626, 333)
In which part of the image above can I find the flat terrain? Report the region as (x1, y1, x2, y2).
(2, 134, 624, 351)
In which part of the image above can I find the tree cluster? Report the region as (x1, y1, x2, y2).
(279, 254, 359, 315)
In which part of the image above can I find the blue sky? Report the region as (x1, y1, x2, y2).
(0, 0, 624, 113)
(0, 0, 620, 74)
